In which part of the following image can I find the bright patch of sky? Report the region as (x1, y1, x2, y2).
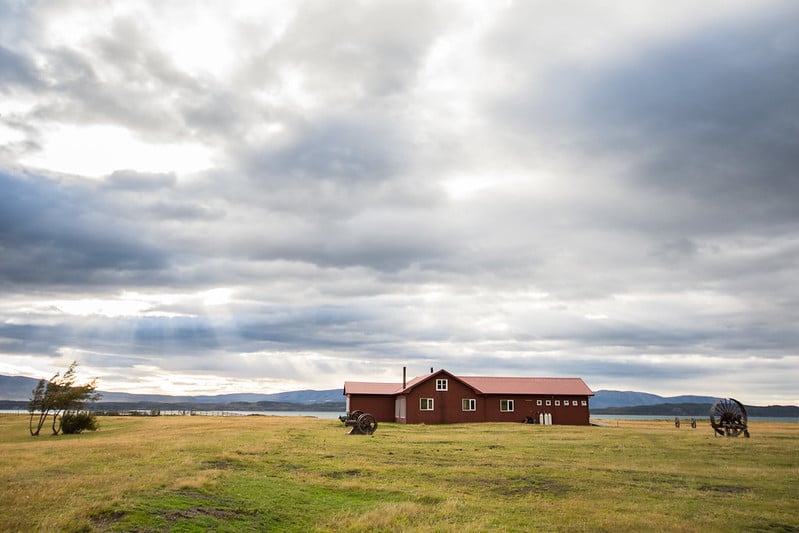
(21, 124, 213, 178)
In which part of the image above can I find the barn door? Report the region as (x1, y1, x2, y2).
(394, 397, 406, 421)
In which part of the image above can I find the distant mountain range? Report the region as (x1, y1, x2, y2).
(589, 390, 718, 409)
(0, 374, 343, 405)
(1, 374, 795, 413)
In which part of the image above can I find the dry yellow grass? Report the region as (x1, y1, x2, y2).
(1, 414, 797, 531)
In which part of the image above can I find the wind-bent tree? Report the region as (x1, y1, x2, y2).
(28, 362, 101, 436)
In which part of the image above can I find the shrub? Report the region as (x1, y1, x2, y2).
(61, 412, 99, 434)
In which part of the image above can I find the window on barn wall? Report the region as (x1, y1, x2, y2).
(581, 400, 587, 406)
(420, 398, 434, 411)
(436, 379, 448, 391)
(462, 398, 476, 411)
(537, 400, 542, 406)
(500, 399, 514, 412)
(555, 400, 560, 406)
(546, 400, 551, 406)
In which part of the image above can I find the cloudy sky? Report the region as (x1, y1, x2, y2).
(1, 1, 798, 404)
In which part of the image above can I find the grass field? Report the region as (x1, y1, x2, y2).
(1, 414, 797, 532)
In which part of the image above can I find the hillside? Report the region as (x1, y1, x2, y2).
(0, 375, 42, 401)
(0, 374, 343, 406)
(2, 374, 795, 414)
(590, 390, 718, 409)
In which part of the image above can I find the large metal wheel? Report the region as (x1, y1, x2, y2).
(710, 398, 749, 437)
(349, 410, 364, 421)
(357, 413, 378, 435)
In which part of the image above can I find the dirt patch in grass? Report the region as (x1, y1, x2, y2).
(155, 490, 264, 528)
(90, 510, 127, 529)
(698, 484, 750, 494)
(160, 506, 250, 521)
(453, 474, 567, 497)
(490, 474, 568, 496)
(755, 522, 799, 532)
(324, 469, 363, 479)
(202, 458, 246, 470)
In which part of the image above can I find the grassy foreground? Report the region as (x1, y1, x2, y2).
(1, 414, 797, 532)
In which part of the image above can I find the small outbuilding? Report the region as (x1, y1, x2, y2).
(344, 368, 594, 425)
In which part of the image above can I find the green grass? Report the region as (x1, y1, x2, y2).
(1, 414, 797, 531)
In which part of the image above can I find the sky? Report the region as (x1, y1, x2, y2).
(1, 1, 798, 404)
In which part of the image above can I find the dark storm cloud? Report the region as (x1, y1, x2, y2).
(0, 171, 167, 286)
(145, 201, 224, 222)
(104, 170, 177, 191)
(478, 4, 799, 323)
(0, 46, 41, 88)
(585, 14, 799, 224)
(501, 4, 799, 233)
(247, 116, 403, 183)
(132, 317, 221, 353)
(0, 323, 66, 356)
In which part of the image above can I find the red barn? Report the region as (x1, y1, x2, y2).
(344, 368, 594, 425)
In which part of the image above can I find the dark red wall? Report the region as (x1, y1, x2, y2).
(403, 377, 484, 424)
(491, 395, 590, 425)
(347, 395, 395, 423)
(347, 383, 591, 425)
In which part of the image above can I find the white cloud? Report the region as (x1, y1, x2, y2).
(20, 124, 213, 178)
(1, 1, 798, 405)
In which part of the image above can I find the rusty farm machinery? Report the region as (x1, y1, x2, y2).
(710, 398, 750, 438)
(340, 410, 378, 435)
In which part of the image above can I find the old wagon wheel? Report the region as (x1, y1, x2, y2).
(349, 410, 364, 421)
(357, 413, 378, 435)
(710, 398, 749, 437)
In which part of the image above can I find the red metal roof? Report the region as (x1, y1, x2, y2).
(345, 372, 593, 397)
(459, 376, 593, 396)
(343, 381, 402, 395)
(402, 374, 429, 390)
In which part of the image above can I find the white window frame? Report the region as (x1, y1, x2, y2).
(420, 398, 434, 411)
(436, 378, 448, 391)
(555, 400, 560, 406)
(537, 400, 543, 406)
(546, 400, 552, 406)
(581, 400, 587, 406)
(462, 398, 476, 411)
(500, 399, 514, 412)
